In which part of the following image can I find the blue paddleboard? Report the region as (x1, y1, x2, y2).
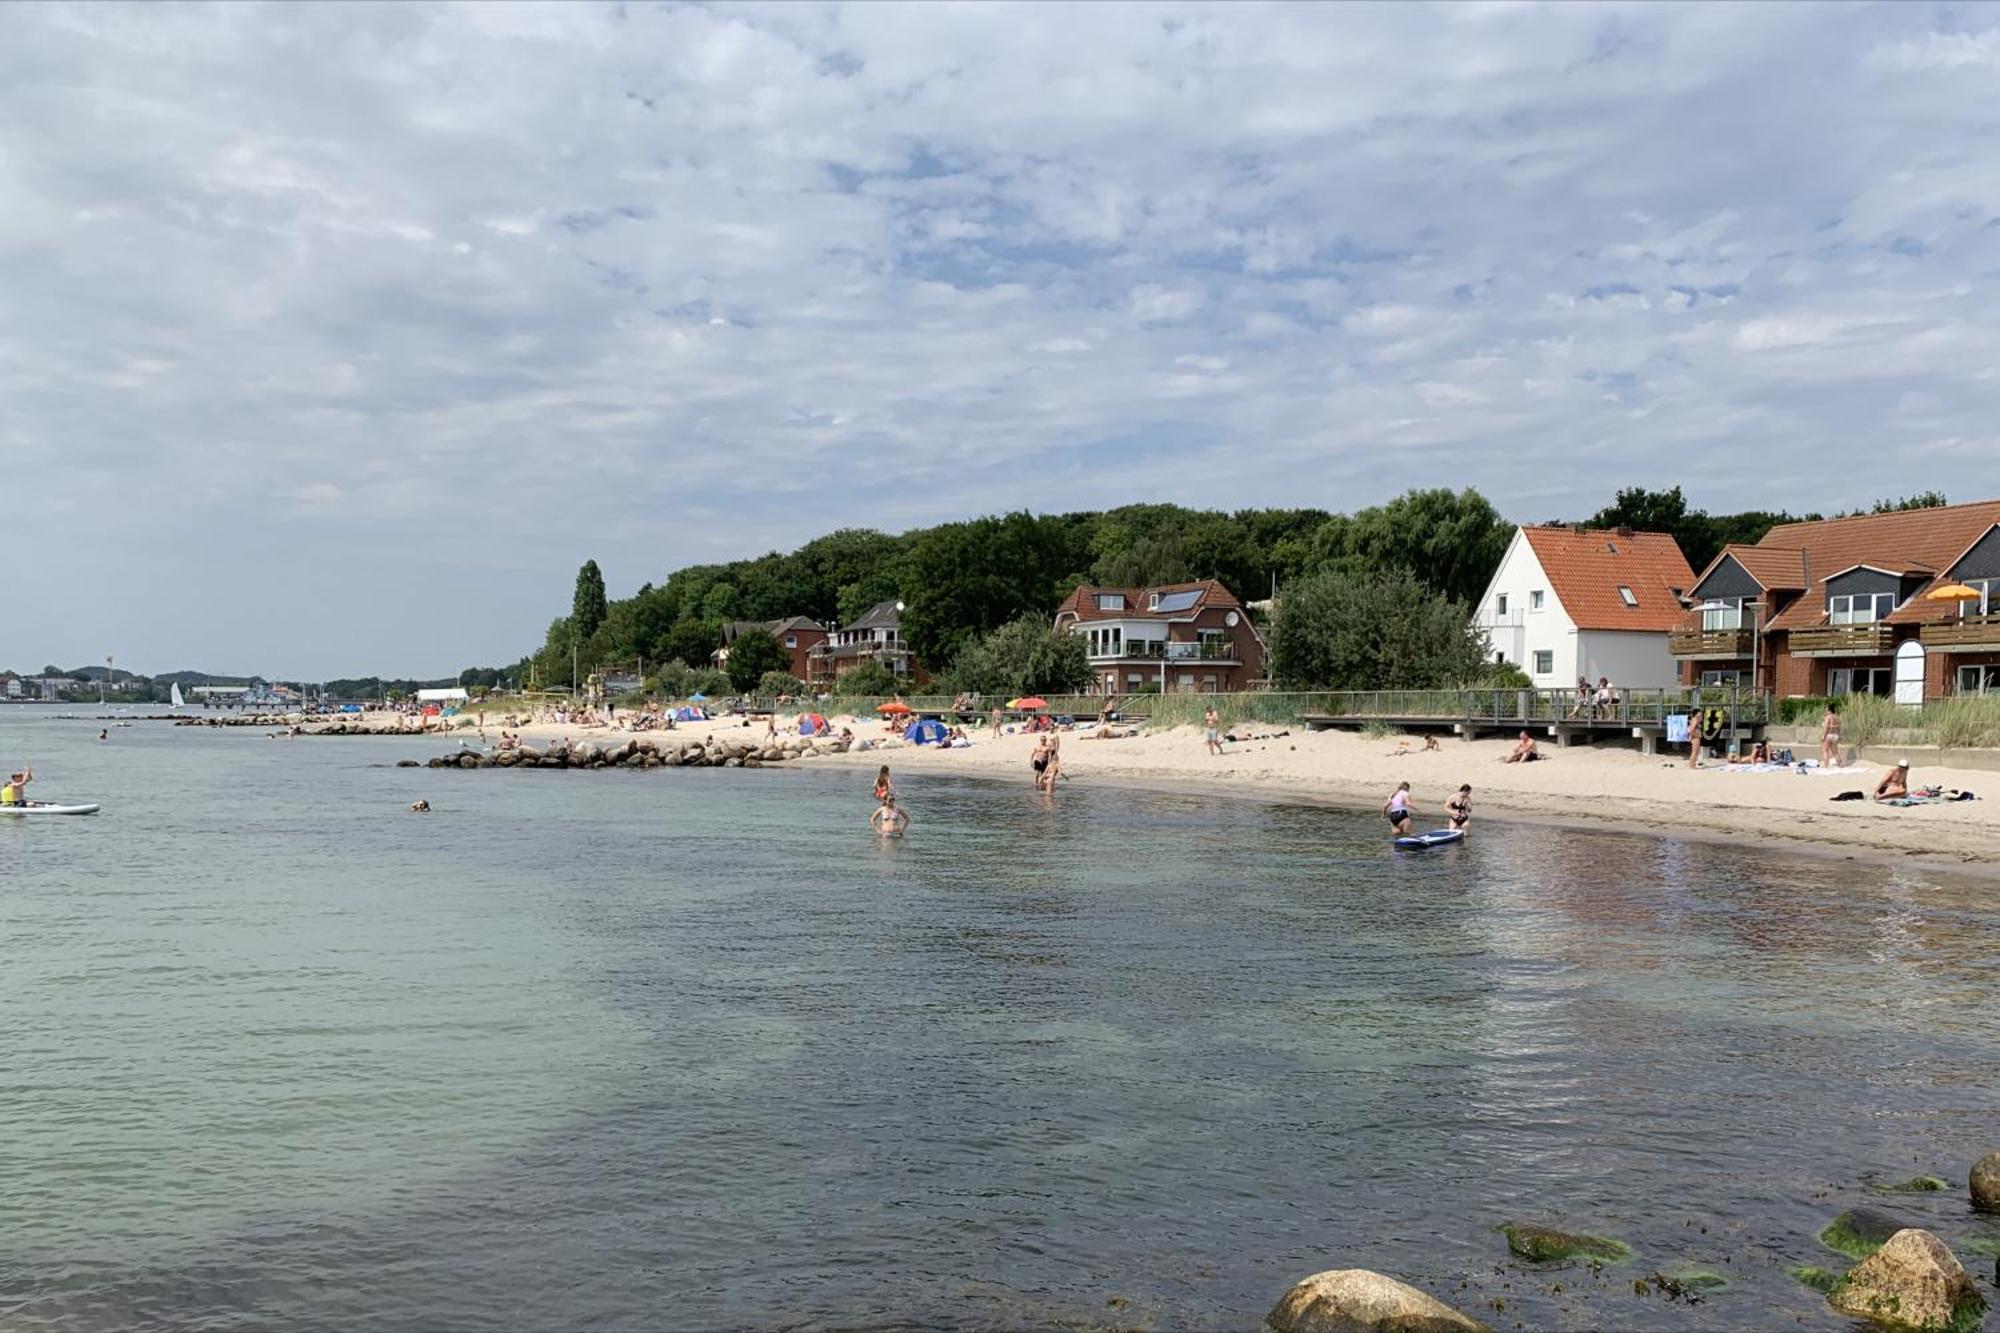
(1394, 828, 1464, 849)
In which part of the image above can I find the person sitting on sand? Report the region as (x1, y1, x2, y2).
(1383, 781, 1415, 835)
(1874, 760, 1911, 802)
(1747, 738, 1771, 765)
(1502, 731, 1539, 763)
(1446, 784, 1472, 831)
(870, 796, 909, 837)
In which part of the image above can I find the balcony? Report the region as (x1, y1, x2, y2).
(1922, 614, 2000, 653)
(1086, 639, 1240, 664)
(1787, 623, 1895, 657)
(1668, 627, 1753, 659)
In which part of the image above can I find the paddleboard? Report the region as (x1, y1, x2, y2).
(0, 803, 101, 817)
(1394, 828, 1463, 849)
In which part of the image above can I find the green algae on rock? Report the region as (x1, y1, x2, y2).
(1869, 1176, 1949, 1195)
(1497, 1223, 1632, 1264)
(1827, 1228, 1985, 1333)
(1790, 1266, 1844, 1295)
(1821, 1207, 1910, 1260)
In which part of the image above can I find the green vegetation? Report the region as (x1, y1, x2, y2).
(1869, 1175, 1949, 1194)
(757, 671, 810, 698)
(1813, 694, 2000, 750)
(936, 615, 1094, 698)
(1819, 1208, 1904, 1259)
(722, 631, 788, 692)
(572, 560, 608, 640)
(1788, 1265, 1843, 1294)
(1269, 568, 1490, 690)
(832, 660, 899, 696)
(1497, 1223, 1632, 1264)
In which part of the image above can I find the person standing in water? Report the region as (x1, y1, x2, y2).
(1383, 781, 1415, 836)
(870, 795, 909, 837)
(873, 765, 895, 803)
(1446, 784, 1472, 832)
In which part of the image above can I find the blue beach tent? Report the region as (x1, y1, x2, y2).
(904, 719, 948, 745)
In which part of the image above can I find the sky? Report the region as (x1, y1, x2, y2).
(6, 2, 2000, 679)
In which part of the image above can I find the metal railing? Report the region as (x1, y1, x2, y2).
(1086, 640, 1239, 663)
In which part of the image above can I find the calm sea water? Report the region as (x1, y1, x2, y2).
(2, 710, 1997, 1331)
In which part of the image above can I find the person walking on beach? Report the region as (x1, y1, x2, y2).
(1446, 784, 1472, 832)
(1383, 781, 1415, 836)
(1204, 705, 1223, 756)
(1820, 704, 1842, 769)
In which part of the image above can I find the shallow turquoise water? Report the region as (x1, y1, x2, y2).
(2, 710, 1997, 1330)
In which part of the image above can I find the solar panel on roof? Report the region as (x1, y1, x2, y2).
(1151, 590, 1201, 613)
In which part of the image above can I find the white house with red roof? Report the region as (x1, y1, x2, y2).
(1053, 579, 1265, 694)
(1472, 525, 1696, 690)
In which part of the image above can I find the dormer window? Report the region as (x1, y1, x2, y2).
(1095, 593, 1125, 611)
(1148, 593, 1160, 611)
(1617, 586, 1638, 607)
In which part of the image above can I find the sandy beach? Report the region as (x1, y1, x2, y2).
(359, 707, 2000, 873)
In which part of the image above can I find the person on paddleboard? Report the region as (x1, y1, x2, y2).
(1383, 781, 1415, 836)
(1, 768, 31, 806)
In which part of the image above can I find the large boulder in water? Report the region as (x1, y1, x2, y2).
(1828, 1229, 1984, 1332)
(1498, 1223, 1630, 1264)
(1972, 1152, 2000, 1213)
(1821, 1207, 1908, 1259)
(1266, 1269, 1491, 1333)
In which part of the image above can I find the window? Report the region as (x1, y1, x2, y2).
(1617, 585, 1638, 607)
(1829, 592, 1896, 624)
(1828, 667, 1893, 697)
(1532, 650, 1554, 675)
(1959, 665, 2000, 695)
(784, 635, 797, 649)
(1529, 590, 1545, 611)
(1095, 593, 1125, 611)
(1701, 597, 1744, 631)
(1495, 593, 1509, 616)
(1699, 670, 1743, 687)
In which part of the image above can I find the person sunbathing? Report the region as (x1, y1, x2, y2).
(1873, 760, 1911, 802)
(1502, 731, 1540, 763)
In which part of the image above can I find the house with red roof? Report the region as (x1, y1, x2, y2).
(1670, 500, 2000, 703)
(1053, 579, 1264, 694)
(1472, 525, 1697, 690)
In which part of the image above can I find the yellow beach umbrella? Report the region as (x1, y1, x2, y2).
(1925, 582, 1981, 601)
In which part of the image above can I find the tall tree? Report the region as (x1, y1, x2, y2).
(1323, 488, 1513, 606)
(1268, 567, 1490, 690)
(723, 631, 788, 692)
(900, 512, 1091, 666)
(940, 614, 1094, 697)
(572, 560, 608, 640)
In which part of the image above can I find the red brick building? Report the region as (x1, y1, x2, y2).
(1053, 580, 1265, 694)
(1670, 500, 2000, 703)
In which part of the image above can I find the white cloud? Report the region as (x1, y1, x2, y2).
(3, 1, 1999, 675)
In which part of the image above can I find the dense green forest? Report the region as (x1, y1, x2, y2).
(509, 485, 1921, 693)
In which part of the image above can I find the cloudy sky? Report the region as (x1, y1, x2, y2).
(7, 2, 2000, 678)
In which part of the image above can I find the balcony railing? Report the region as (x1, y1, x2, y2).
(1922, 614, 2000, 652)
(1086, 640, 1240, 663)
(1787, 623, 1895, 656)
(1668, 627, 1754, 658)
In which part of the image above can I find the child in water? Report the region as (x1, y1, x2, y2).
(874, 765, 895, 803)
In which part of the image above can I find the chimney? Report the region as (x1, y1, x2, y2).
(1616, 524, 1635, 540)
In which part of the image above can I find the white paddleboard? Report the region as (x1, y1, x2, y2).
(0, 803, 101, 817)
(1394, 828, 1463, 849)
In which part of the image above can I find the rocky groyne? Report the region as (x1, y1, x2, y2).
(407, 734, 849, 770)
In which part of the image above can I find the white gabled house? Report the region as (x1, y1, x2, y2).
(1472, 525, 1697, 690)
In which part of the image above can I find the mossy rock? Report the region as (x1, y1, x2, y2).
(1958, 1235, 2000, 1259)
(1869, 1175, 1950, 1195)
(1789, 1265, 1843, 1295)
(1820, 1207, 1907, 1260)
(1497, 1222, 1631, 1264)
(1658, 1265, 1728, 1292)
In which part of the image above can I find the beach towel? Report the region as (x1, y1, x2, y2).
(1666, 714, 1689, 744)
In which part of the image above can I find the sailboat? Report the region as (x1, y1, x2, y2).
(170, 682, 185, 710)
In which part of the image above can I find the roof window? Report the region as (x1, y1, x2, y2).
(1095, 593, 1125, 611)
(1617, 585, 1638, 607)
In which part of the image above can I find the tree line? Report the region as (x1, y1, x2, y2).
(503, 487, 1948, 696)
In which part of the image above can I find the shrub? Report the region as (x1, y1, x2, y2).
(1269, 567, 1488, 689)
(757, 671, 811, 699)
(1776, 695, 1834, 725)
(833, 660, 901, 696)
(939, 615, 1093, 697)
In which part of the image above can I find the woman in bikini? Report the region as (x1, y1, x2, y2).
(1820, 704, 1842, 770)
(1446, 784, 1472, 832)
